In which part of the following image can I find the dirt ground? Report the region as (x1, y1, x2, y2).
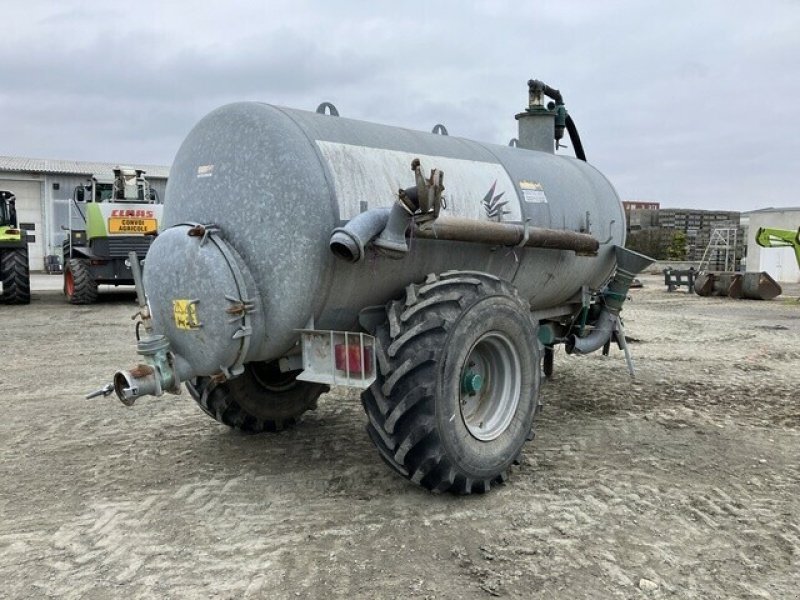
(1, 274, 798, 599)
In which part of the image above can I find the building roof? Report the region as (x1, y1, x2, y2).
(743, 206, 800, 214)
(0, 155, 170, 179)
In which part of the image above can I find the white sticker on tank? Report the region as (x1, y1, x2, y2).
(315, 141, 521, 222)
(197, 164, 214, 178)
(519, 180, 547, 203)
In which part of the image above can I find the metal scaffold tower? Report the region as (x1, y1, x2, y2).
(698, 227, 738, 272)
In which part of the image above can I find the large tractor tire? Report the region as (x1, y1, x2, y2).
(362, 271, 541, 494)
(0, 247, 31, 305)
(186, 360, 330, 433)
(64, 258, 98, 304)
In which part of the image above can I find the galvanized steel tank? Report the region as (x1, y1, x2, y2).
(145, 102, 626, 378)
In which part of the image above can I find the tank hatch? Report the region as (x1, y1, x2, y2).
(143, 223, 263, 380)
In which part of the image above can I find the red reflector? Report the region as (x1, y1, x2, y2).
(334, 343, 373, 376)
(90, 259, 108, 265)
(6, 229, 20, 235)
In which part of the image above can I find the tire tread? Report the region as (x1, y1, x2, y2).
(0, 247, 30, 305)
(186, 369, 327, 434)
(362, 271, 531, 494)
(65, 258, 98, 305)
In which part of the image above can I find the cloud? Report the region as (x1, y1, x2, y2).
(0, 0, 798, 210)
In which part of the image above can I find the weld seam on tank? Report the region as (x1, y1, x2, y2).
(271, 104, 342, 321)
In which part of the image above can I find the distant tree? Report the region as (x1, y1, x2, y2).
(666, 231, 688, 261)
(625, 228, 673, 260)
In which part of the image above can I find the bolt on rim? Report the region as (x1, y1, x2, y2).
(459, 331, 522, 441)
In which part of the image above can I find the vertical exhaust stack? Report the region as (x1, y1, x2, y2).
(566, 246, 655, 355)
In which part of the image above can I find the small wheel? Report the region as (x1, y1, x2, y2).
(0, 247, 30, 305)
(186, 360, 329, 433)
(362, 271, 540, 494)
(64, 258, 98, 304)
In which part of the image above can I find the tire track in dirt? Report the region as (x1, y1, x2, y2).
(1, 281, 798, 598)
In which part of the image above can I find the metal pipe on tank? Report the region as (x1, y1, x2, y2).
(411, 216, 599, 255)
(330, 209, 600, 262)
(330, 208, 391, 262)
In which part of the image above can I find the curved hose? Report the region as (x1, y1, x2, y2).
(565, 310, 616, 354)
(529, 79, 587, 161)
(566, 247, 654, 355)
(565, 114, 586, 161)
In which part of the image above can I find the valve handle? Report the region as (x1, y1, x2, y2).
(86, 383, 114, 399)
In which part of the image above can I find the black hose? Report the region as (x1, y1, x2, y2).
(565, 114, 586, 162)
(529, 78, 587, 161)
(542, 83, 563, 105)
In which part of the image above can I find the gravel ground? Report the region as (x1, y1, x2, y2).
(1, 275, 798, 599)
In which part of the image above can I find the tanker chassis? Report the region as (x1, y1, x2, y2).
(98, 80, 653, 494)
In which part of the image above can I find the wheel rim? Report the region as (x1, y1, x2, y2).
(64, 269, 74, 297)
(459, 331, 522, 441)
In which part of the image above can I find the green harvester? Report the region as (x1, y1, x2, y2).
(63, 167, 162, 304)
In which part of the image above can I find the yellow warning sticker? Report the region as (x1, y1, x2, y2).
(108, 217, 158, 234)
(173, 299, 200, 330)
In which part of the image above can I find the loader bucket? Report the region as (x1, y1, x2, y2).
(694, 271, 782, 300)
(741, 271, 782, 300)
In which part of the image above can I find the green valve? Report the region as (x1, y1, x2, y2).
(462, 371, 483, 395)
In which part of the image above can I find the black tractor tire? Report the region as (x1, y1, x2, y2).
(362, 271, 541, 494)
(0, 247, 31, 305)
(186, 360, 330, 433)
(64, 258, 98, 304)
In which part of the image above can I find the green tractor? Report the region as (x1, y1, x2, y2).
(63, 167, 162, 304)
(0, 191, 31, 304)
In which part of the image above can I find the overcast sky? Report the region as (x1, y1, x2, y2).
(1, 1, 798, 211)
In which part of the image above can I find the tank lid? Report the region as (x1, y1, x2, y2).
(143, 224, 262, 380)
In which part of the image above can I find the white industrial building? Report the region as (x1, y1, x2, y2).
(0, 156, 169, 271)
(743, 207, 800, 283)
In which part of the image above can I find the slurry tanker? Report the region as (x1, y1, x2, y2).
(94, 79, 653, 494)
